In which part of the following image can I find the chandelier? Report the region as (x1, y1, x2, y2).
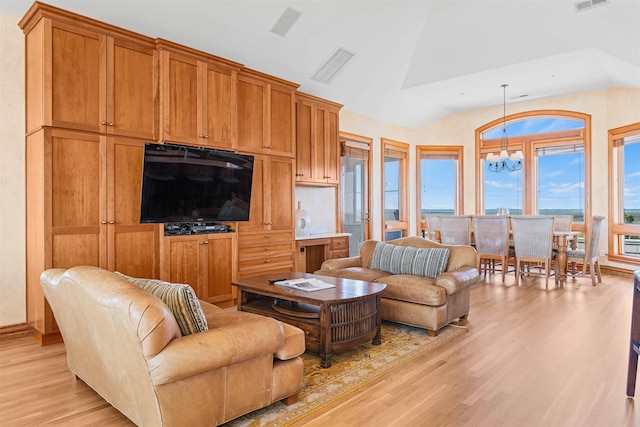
(486, 84, 523, 173)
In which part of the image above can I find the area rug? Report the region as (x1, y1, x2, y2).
(224, 321, 467, 427)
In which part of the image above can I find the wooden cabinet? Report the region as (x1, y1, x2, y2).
(162, 232, 237, 307)
(237, 154, 295, 277)
(237, 69, 298, 157)
(295, 93, 342, 185)
(158, 40, 241, 149)
(21, 5, 161, 342)
(25, 128, 161, 340)
(22, 12, 158, 139)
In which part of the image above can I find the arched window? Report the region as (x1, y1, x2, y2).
(476, 110, 591, 231)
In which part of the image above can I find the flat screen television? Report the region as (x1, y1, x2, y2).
(140, 143, 254, 223)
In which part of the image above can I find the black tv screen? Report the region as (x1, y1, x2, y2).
(140, 143, 254, 223)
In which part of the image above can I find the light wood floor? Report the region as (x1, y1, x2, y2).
(1, 272, 638, 426)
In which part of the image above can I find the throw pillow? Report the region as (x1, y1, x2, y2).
(115, 272, 208, 336)
(370, 242, 450, 279)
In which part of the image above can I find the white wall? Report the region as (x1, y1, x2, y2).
(0, 14, 26, 326)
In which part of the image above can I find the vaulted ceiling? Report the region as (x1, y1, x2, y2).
(2, 0, 639, 128)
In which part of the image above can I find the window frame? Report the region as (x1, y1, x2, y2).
(416, 145, 464, 233)
(475, 110, 592, 233)
(381, 138, 409, 240)
(608, 122, 640, 266)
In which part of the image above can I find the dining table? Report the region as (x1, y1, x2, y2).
(554, 231, 580, 286)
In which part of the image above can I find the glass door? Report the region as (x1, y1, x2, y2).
(341, 136, 371, 255)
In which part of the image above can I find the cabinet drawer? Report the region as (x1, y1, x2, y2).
(329, 249, 349, 260)
(331, 236, 349, 250)
(239, 243, 293, 259)
(237, 264, 294, 280)
(239, 231, 293, 247)
(238, 253, 293, 271)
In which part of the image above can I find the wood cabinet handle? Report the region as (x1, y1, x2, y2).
(101, 121, 107, 125)
(101, 220, 107, 224)
(198, 134, 209, 138)
(265, 260, 271, 263)
(108, 122, 114, 126)
(109, 220, 114, 224)
(296, 173, 304, 177)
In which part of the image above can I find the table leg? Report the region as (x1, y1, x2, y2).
(372, 294, 382, 346)
(320, 304, 332, 368)
(556, 235, 568, 286)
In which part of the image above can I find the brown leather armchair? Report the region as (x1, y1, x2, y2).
(40, 266, 305, 426)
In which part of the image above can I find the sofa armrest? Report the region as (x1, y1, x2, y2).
(147, 316, 284, 386)
(318, 256, 362, 272)
(435, 266, 479, 294)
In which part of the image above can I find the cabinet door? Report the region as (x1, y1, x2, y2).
(238, 154, 266, 232)
(201, 62, 237, 150)
(325, 108, 340, 184)
(269, 156, 294, 231)
(203, 234, 236, 304)
(295, 99, 313, 182)
(107, 38, 158, 140)
(164, 236, 203, 295)
(49, 129, 105, 269)
(107, 137, 160, 278)
(269, 85, 295, 157)
(48, 21, 103, 133)
(314, 106, 327, 182)
(237, 75, 266, 153)
(161, 52, 199, 144)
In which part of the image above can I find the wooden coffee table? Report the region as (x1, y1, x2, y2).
(234, 272, 386, 368)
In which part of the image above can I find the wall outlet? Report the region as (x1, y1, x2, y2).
(600, 249, 605, 256)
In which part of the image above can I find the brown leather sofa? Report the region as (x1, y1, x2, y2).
(40, 266, 305, 427)
(315, 237, 479, 336)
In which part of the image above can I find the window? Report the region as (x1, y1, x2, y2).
(476, 112, 590, 231)
(609, 122, 640, 265)
(382, 138, 409, 239)
(416, 146, 463, 231)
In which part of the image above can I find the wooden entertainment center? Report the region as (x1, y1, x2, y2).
(20, 2, 342, 343)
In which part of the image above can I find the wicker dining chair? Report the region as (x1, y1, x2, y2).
(511, 216, 556, 289)
(438, 215, 471, 245)
(472, 215, 511, 282)
(554, 215, 573, 232)
(566, 215, 605, 286)
(424, 214, 441, 242)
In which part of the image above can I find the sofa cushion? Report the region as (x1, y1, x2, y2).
(377, 274, 447, 306)
(370, 242, 450, 278)
(116, 272, 208, 336)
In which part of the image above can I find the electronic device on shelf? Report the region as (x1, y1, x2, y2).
(140, 142, 254, 224)
(164, 222, 234, 236)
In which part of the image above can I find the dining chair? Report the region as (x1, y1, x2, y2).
(554, 215, 573, 232)
(566, 215, 605, 286)
(472, 215, 511, 282)
(438, 215, 471, 245)
(511, 216, 556, 289)
(424, 214, 441, 242)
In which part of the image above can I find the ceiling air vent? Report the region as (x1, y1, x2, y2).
(270, 7, 301, 37)
(575, 0, 610, 13)
(311, 47, 356, 84)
